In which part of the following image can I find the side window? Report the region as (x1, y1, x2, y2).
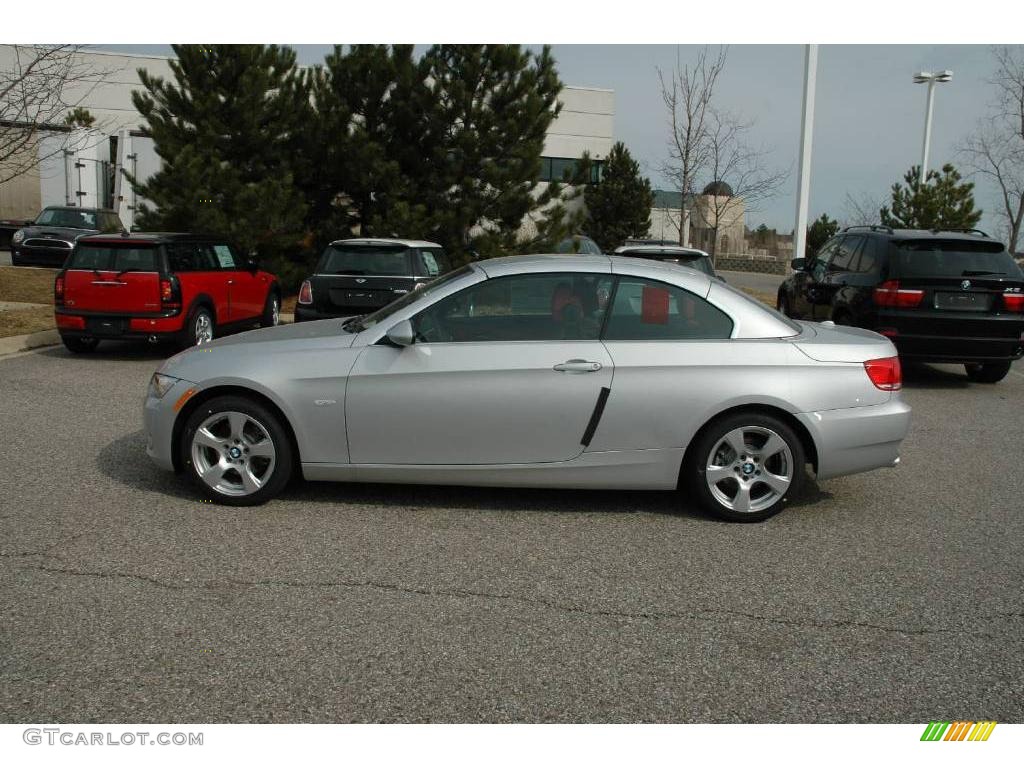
(855, 237, 879, 273)
(412, 272, 614, 343)
(211, 244, 237, 270)
(166, 244, 196, 272)
(603, 278, 733, 341)
(419, 248, 450, 278)
(830, 235, 863, 272)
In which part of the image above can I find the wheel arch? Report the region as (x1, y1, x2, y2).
(171, 384, 303, 478)
(185, 293, 217, 325)
(679, 403, 819, 488)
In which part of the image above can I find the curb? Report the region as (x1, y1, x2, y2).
(0, 328, 60, 358)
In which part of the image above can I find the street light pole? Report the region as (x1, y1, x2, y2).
(913, 70, 952, 185)
(793, 44, 817, 264)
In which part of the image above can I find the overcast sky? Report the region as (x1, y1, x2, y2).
(98, 44, 1008, 235)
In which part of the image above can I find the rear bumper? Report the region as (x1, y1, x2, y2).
(56, 309, 185, 340)
(875, 309, 1024, 363)
(888, 334, 1024, 363)
(796, 397, 912, 481)
(294, 304, 386, 322)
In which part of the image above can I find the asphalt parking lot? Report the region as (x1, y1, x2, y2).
(1, 342, 1022, 723)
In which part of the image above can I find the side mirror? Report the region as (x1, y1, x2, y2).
(385, 319, 415, 347)
(246, 257, 259, 272)
(790, 258, 806, 271)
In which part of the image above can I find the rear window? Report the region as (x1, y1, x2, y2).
(68, 244, 160, 272)
(320, 245, 411, 276)
(892, 240, 1024, 279)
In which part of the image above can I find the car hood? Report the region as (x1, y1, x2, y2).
(18, 225, 98, 241)
(160, 318, 358, 381)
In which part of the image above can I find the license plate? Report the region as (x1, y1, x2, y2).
(934, 292, 991, 312)
(339, 290, 383, 305)
(87, 317, 126, 334)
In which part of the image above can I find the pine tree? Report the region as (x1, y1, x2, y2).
(880, 164, 982, 230)
(130, 45, 310, 272)
(806, 213, 838, 258)
(584, 142, 653, 252)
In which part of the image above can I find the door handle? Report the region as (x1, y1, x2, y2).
(227, 280, 234, 285)
(553, 359, 602, 373)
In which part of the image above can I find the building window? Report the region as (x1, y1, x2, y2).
(538, 157, 604, 184)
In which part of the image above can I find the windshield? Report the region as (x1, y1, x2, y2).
(352, 265, 475, 331)
(320, 245, 411, 275)
(892, 240, 1023, 278)
(35, 208, 98, 229)
(67, 244, 160, 272)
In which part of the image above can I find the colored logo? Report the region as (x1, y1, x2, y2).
(920, 721, 996, 741)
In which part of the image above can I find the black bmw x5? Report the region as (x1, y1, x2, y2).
(778, 226, 1024, 383)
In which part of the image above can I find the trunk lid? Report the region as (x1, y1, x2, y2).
(62, 242, 163, 313)
(792, 321, 897, 362)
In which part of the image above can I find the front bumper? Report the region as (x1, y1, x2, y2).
(144, 377, 197, 471)
(796, 397, 912, 481)
(12, 246, 70, 267)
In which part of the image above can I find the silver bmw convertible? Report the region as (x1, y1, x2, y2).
(144, 254, 911, 522)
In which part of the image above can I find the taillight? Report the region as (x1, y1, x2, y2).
(160, 275, 181, 310)
(864, 356, 902, 391)
(1002, 291, 1024, 312)
(298, 280, 313, 305)
(54, 274, 65, 306)
(873, 280, 924, 308)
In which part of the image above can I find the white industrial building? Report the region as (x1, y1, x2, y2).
(0, 46, 614, 233)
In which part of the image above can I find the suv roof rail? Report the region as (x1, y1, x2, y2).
(842, 225, 894, 234)
(929, 227, 990, 237)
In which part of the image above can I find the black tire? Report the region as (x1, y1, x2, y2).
(684, 411, 806, 523)
(965, 361, 1012, 384)
(260, 290, 281, 328)
(178, 305, 214, 350)
(61, 335, 99, 353)
(10, 252, 21, 266)
(180, 395, 294, 506)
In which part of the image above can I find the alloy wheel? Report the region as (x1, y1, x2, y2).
(705, 426, 794, 514)
(194, 312, 213, 345)
(190, 411, 277, 497)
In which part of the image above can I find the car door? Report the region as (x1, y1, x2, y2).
(793, 237, 839, 319)
(344, 270, 615, 465)
(211, 243, 262, 320)
(817, 235, 863, 320)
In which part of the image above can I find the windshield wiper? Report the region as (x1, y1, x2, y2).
(962, 270, 1005, 276)
(342, 315, 366, 332)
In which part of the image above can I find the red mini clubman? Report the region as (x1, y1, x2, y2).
(54, 233, 281, 353)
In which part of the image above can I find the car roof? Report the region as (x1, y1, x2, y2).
(76, 232, 223, 244)
(614, 245, 710, 257)
(328, 238, 442, 248)
(841, 226, 1004, 245)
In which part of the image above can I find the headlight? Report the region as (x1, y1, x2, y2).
(12, 230, 24, 244)
(149, 372, 181, 399)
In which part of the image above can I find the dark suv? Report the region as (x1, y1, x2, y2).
(295, 238, 451, 322)
(11, 207, 124, 267)
(778, 226, 1024, 383)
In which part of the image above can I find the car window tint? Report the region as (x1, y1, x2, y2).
(830, 236, 862, 272)
(412, 272, 614, 342)
(321, 245, 411, 275)
(67, 245, 159, 271)
(603, 277, 733, 341)
(891, 240, 1023, 278)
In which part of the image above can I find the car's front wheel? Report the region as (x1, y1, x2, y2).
(180, 395, 293, 506)
(686, 412, 805, 523)
(965, 361, 1012, 384)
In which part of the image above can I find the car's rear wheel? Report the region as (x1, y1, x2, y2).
(965, 361, 1012, 384)
(686, 412, 805, 523)
(61, 335, 99, 353)
(179, 306, 214, 349)
(261, 292, 280, 328)
(180, 395, 293, 506)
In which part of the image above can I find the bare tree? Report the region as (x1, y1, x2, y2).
(657, 45, 727, 247)
(842, 191, 887, 227)
(959, 46, 1024, 252)
(0, 45, 107, 185)
(697, 109, 788, 259)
